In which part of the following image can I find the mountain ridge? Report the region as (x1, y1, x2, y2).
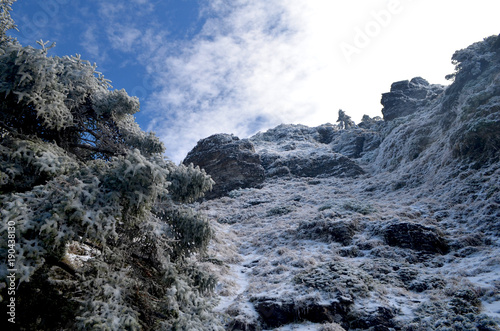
(185, 34, 500, 330)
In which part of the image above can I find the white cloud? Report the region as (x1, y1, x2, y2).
(97, 3, 126, 19)
(135, 0, 500, 163)
(80, 25, 107, 64)
(144, 0, 333, 162)
(107, 25, 142, 53)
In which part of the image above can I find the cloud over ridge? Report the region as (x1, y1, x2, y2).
(26, 0, 496, 163)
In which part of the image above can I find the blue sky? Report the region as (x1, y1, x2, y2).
(8, 0, 500, 162)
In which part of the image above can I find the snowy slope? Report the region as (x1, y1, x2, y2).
(201, 173, 499, 330)
(190, 35, 500, 330)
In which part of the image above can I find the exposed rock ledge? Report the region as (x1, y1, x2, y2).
(183, 134, 265, 199)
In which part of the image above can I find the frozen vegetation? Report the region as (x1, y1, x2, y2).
(0, 0, 499, 329)
(0, 2, 221, 330)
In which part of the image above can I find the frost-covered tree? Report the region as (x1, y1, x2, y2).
(444, 34, 500, 163)
(0, 2, 221, 330)
(336, 109, 355, 129)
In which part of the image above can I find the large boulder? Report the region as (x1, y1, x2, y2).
(183, 134, 265, 198)
(252, 297, 350, 328)
(347, 306, 399, 330)
(383, 221, 449, 254)
(381, 77, 445, 121)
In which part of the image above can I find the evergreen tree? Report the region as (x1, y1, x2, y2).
(0, 2, 220, 329)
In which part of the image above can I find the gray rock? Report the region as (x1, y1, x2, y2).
(252, 297, 351, 328)
(251, 123, 317, 144)
(297, 219, 357, 245)
(250, 124, 367, 177)
(383, 221, 449, 254)
(252, 123, 380, 162)
(227, 318, 262, 331)
(348, 306, 399, 330)
(261, 151, 365, 178)
(183, 134, 265, 198)
(328, 128, 382, 159)
(381, 77, 445, 121)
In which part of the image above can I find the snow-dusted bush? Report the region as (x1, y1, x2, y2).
(405, 302, 499, 331)
(0, 3, 220, 330)
(445, 35, 500, 164)
(296, 219, 357, 246)
(266, 205, 294, 216)
(443, 35, 500, 111)
(294, 261, 373, 299)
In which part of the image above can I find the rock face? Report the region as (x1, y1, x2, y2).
(383, 221, 449, 254)
(253, 297, 351, 328)
(183, 134, 265, 199)
(260, 150, 365, 178)
(250, 124, 367, 178)
(328, 128, 381, 159)
(251, 123, 380, 161)
(381, 77, 445, 121)
(348, 306, 398, 330)
(199, 34, 500, 331)
(183, 126, 372, 198)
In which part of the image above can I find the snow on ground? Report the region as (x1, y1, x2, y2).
(199, 170, 500, 330)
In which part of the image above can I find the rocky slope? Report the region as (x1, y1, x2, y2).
(186, 35, 500, 330)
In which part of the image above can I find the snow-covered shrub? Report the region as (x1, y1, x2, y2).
(452, 118, 500, 164)
(266, 205, 294, 216)
(0, 3, 221, 329)
(158, 207, 213, 260)
(443, 34, 500, 165)
(296, 219, 357, 246)
(294, 261, 373, 299)
(0, 35, 162, 161)
(342, 199, 376, 215)
(0, 136, 79, 193)
(167, 163, 214, 203)
(406, 301, 499, 331)
(443, 34, 500, 111)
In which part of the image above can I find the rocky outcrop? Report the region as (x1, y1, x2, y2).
(183, 134, 265, 198)
(183, 126, 369, 197)
(348, 306, 399, 330)
(328, 128, 381, 159)
(251, 123, 380, 160)
(249, 124, 367, 178)
(252, 297, 398, 329)
(381, 77, 445, 121)
(383, 221, 449, 254)
(445, 36, 500, 164)
(201, 34, 500, 331)
(252, 297, 351, 328)
(260, 150, 365, 178)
